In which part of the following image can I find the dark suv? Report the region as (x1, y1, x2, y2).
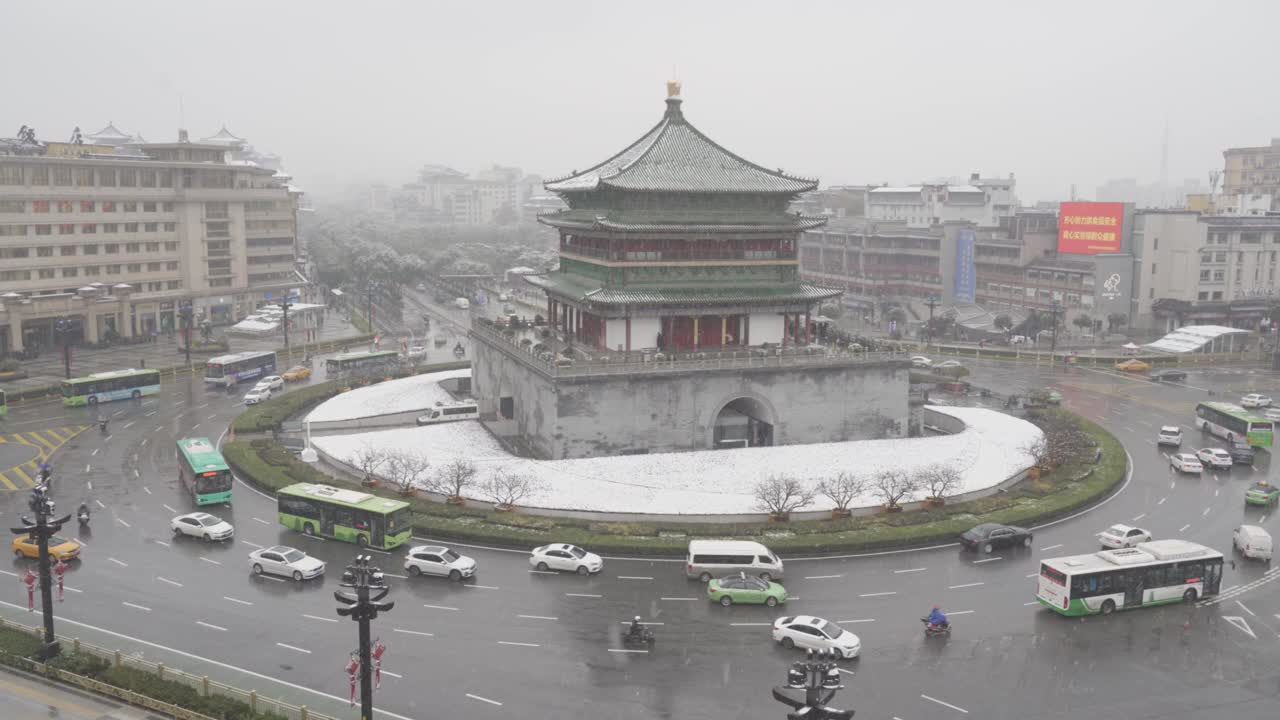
(960, 523, 1033, 553)
(1229, 442, 1256, 465)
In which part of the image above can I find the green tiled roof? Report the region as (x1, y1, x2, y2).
(525, 272, 841, 307)
(539, 211, 827, 233)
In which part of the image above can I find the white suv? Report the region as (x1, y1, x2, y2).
(404, 545, 476, 581)
(1241, 394, 1272, 408)
(1157, 426, 1182, 447)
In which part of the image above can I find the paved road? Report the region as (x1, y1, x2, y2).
(0, 666, 157, 720)
(1, 358, 1279, 718)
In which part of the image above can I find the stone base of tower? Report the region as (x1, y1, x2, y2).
(471, 326, 910, 460)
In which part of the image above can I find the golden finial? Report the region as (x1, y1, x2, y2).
(666, 80, 682, 98)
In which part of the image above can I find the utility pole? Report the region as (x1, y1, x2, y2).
(54, 318, 72, 379)
(280, 296, 294, 355)
(366, 283, 376, 334)
(180, 302, 193, 368)
(925, 295, 939, 349)
(335, 554, 394, 720)
(9, 483, 72, 660)
(771, 648, 853, 719)
(1048, 301, 1063, 369)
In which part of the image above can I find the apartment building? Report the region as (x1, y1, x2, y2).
(0, 128, 302, 354)
(1223, 138, 1280, 207)
(398, 164, 534, 225)
(865, 173, 1017, 228)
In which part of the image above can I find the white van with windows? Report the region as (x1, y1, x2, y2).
(1233, 525, 1273, 562)
(686, 540, 784, 582)
(416, 401, 479, 426)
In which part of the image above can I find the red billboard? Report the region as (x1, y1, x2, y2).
(1058, 202, 1124, 254)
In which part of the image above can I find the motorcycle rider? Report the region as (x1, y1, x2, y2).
(627, 615, 644, 640)
(925, 604, 949, 630)
(77, 502, 91, 524)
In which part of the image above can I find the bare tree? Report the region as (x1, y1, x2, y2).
(753, 474, 816, 516)
(482, 468, 541, 510)
(817, 472, 867, 512)
(384, 450, 431, 494)
(351, 444, 388, 485)
(872, 468, 919, 510)
(1023, 412, 1091, 469)
(918, 464, 963, 500)
(429, 458, 478, 501)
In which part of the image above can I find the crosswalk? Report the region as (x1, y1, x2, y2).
(0, 426, 90, 490)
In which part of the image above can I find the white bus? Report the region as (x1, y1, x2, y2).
(416, 401, 479, 425)
(1036, 539, 1223, 617)
(205, 351, 278, 387)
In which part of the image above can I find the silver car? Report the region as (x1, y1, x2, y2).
(404, 545, 476, 581)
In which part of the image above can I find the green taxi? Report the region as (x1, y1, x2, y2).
(1245, 480, 1280, 507)
(707, 572, 788, 607)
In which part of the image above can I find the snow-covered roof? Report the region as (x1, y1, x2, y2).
(1143, 325, 1251, 354)
(306, 370, 471, 423)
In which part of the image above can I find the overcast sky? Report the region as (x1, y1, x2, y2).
(6, 1, 1278, 203)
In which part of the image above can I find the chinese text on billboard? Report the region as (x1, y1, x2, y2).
(1058, 202, 1124, 254)
(953, 228, 976, 303)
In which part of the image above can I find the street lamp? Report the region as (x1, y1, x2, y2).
(1048, 301, 1063, 367)
(54, 318, 72, 379)
(335, 554, 394, 720)
(9, 483, 72, 660)
(365, 282, 380, 334)
(279, 296, 295, 354)
(179, 301, 194, 368)
(771, 649, 853, 719)
(925, 295, 940, 349)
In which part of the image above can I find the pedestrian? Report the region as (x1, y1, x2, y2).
(346, 653, 360, 707)
(54, 557, 67, 602)
(371, 637, 386, 689)
(21, 567, 36, 611)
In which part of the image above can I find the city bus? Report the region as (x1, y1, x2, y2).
(1194, 401, 1274, 447)
(61, 369, 162, 406)
(204, 351, 278, 388)
(276, 483, 412, 549)
(1037, 539, 1223, 616)
(175, 437, 233, 505)
(324, 350, 399, 376)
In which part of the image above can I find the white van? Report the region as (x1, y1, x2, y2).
(416, 401, 479, 425)
(685, 540, 784, 582)
(454, 297, 470, 310)
(1233, 525, 1273, 562)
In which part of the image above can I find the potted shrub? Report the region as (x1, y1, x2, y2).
(753, 475, 814, 523)
(818, 472, 865, 520)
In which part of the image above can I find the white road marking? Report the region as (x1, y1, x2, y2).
(519, 615, 559, 621)
(94, 500, 105, 509)
(565, 593, 602, 598)
(207, 414, 217, 421)
(108, 558, 128, 568)
(1024, 601, 1040, 606)
(84, 464, 91, 473)
(947, 610, 976, 616)
(804, 574, 845, 580)
(1180, 524, 1191, 532)
(162, 504, 176, 513)
(64, 586, 82, 594)
(154, 425, 163, 432)
(972, 557, 1002, 564)
(276, 643, 310, 654)
(122, 602, 151, 612)
(617, 576, 653, 580)
(255, 574, 285, 583)
(423, 604, 459, 611)
(921, 693, 969, 714)
(1236, 600, 1256, 617)
(948, 582, 984, 590)
(302, 614, 338, 623)
(836, 619, 876, 624)
(154, 541, 169, 548)
(156, 577, 183, 588)
(1132, 513, 1146, 522)
(123, 421, 135, 429)
(142, 487, 152, 495)
(527, 569, 557, 575)
(466, 694, 503, 707)
(496, 641, 539, 648)
(223, 596, 253, 606)
(1202, 507, 1212, 516)
(464, 584, 499, 590)
(91, 449, 99, 456)
(381, 670, 403, 679)
(1262, 514, 1269, 523)
(608, 648, 649, 654)
(859, 591, 897, 598)
(1215, 488, 1220, 497)
(894, 567, 926, 574)
(197, 403, 209, 410)
(86, 481, 93, 490)
(660, 597, 698, 601)
(1157, 497, 1166, 505)
(1171, 481, 1176, 489)
(1223, 616, 1257, 640)
(117, 518, 131, 528)
(1041, 544, 1063, 552)
(1025, 573, 1038, 578)
(140, 438, 147, 446)
(837, 668, 856, 676)
(729, 622, 772, 626)
(242, 541, 263, 549)
(393, 628, 435, 637)
(252, 517, 269, 525)
(192, 424, 200, 430)
(199, 557, 221, 565)
(145, 411, 156, 417)
(617, 621, 664, 626)
(196, 621, 227, 632)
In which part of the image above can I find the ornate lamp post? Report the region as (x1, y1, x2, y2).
(179, 301, 194, 367)
(335, 554, 394, 720)
(771, 648, 854, 719)
(54, 318, 73, 379)
(9, 483, 72, 659)
(925, 295, 940, 349)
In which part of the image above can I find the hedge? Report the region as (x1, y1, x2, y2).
(227, 406, 1126, 557)
(0, 624, 287, 720)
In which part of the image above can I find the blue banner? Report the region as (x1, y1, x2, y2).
(953, 229, 976, 303)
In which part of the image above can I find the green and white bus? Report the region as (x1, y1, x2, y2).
(1037, 539, 1223, 616)
(276, 483, 412, 549)
(62, 369, 162, 406)
(1194, 401, 1274, 448)
(325, 350, 399, 376)
(176, 437, 233, 505)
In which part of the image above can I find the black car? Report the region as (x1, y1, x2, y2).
(1151, 369, 1187, 382)
(1229, 442, 1256, 465)
(959, 523, 1033, 552)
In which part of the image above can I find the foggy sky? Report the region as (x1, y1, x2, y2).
(6, 0, 1278, 203)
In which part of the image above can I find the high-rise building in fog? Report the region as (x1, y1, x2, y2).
(1223, 138, 1280, 207)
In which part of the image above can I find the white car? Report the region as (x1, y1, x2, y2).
(249, 545, 325, 581)
(406, 346, 428, 360)
(170, 512, 234, 542)
(1196, 448, 1234, 470)
(1169, 453, 1203, 474)
(529, 543, 603, 575)
(1265, 408, 1280, 422)
(772, 615, 861, 659)
(257, 375, 284, 390)
(935, 360, 963, 369)
(404, 545, 476, 581)
(1098, 523, 1151, 549)
(1241, 394, 1273, 408)
(243, 387, 272, 405)
(1156, 426, 1182, 447)
(910, 356, 933, 368)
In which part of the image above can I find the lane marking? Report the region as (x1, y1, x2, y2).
(199, 557, 221, 565)
(618, 621, 664, 626)
(91, 448, 99, 456)
(496, 641, 539, 648)
(1202, 507, 1211, 517)
(463, 584, 499, 590)
(1236, 600, 1256, 617)
(836, 619, 876, 624)
(608, 648, 649, 654)
(302, 614, 338, 623)
(729, 622, 771, 626)
(242, 541, 263, 549)
(1132, 513, 1146, 522)
(156, 577, 183, 588)
(154, 541, 169, 548)
(837, 668, 855, 676)
(122, 602, 151, 612)
(859, 591, 897, 598)
(948, 582, 984, 590)
(466, 694, 503, 707)
(84, 464, 91, 473)
(86, 481, 92, 490)
(1180, 524, 1191, 532)
(1025, 573, 1038, 578)
(276, 643, 310, 654)
(1041, 544, 1063, 552)
(972, 557, 1002, 564)
(1223, 616, 1257, 640)
(382, 670, 403, 679)
(518, 615, 558, 621)
(1157, 497, 1166, 506)
(108, 558, 128, 568)
(804, 574, 845, 580)
(123, 421, 135, 429)
(223, 596, 253, 606)
(894, 567, 926, 574)
(252, 517, 269, 525)
(948, 610, 976, 616)
(528, 569, 557, 575)
(393, 628, 434, 637)
(921, 693, 969, 714)
(95, 500, 105, 509)
(617, 575, 653, 580)
(140, 438, 147, 446)
(661, 597, 698, 601)
(162, 504, 176, 513)
(117, 518, 131, 528)
(423, 604, 458, 611)
(142, 487, 151, 495)
(196, 621, 227, 632)
(565, 593, 602, 598)
(1024, 601, 1040, 606)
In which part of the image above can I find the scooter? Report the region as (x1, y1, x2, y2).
(98, 419, 109, 433)
(623, 628, 656, 648)
(77, 505, 91, 526)
(921, 618, 951, 638)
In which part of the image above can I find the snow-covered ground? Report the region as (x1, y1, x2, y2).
(311, 405, 1042, 516)
(306, 369, 471, 423)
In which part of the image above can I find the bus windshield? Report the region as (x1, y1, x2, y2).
(195, 470, 233, 494)
(205, 363, 225, 378)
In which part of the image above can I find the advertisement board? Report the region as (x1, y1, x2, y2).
(1058, 202, 1124, 254)
(953, 228, 976, 303)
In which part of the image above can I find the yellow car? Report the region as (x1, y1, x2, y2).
(12, 534, 81, 561)
(1115, 359, 1150, 372)
(282, 365, 312, 382)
